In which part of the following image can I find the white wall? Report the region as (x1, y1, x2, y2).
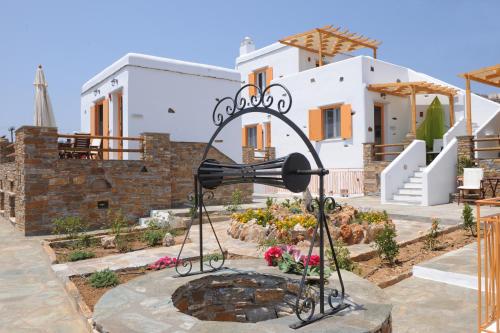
(81, 54, 243, 162)
(422, 138, 458, 206)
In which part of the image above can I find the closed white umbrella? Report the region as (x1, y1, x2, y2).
(33, 65, 56, 127)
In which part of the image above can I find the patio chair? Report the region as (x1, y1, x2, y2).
(457, 168, 484, 205)
(89, 138, 102, 160)
(72, 133, 91, 159)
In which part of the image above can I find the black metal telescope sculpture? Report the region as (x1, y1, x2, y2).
(174, 83, 349, 329)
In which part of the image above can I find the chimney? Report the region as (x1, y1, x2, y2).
(239, 37, 255, 56)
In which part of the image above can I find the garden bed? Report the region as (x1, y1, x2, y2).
(355, 228, 476, 288)
(49, 230, 189, 263)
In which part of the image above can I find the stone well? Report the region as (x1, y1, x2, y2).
(93, 259, 392, 333)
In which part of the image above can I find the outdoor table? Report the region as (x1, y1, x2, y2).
(483, 177, 500, 198)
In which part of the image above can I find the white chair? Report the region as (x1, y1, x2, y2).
(458, 168, 484, 205)
(89, 138, 102, 160)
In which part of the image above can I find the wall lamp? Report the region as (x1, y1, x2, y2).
(111, 78, 118, 86)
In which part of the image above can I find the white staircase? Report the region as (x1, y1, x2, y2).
(392, 166, 425, 204)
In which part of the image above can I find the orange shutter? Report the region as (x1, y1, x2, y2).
(308, 108, 323, 141)
(102, 99, 110, 159)
(248, 72, 256, 96)
(265, 67, 273, 89)
(242, 127, 248, 147)
(265, 122, 271, 147)
(340, 104, 352, 139)
(90, 105, 96, 135)
(256, 124, 263, 150)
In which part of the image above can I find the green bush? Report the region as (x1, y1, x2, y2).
(462, 203, 477, 236)
(107, 209, 128, 238)
(142, 229, 165, 247)
(265, 197, 276, 209)
(68, 250, 96, 262)
(327, 240, 357, 272)
(356, 210, 389, 224)
(115, 237, 131, 253)
(225, 189, 243, 212)
(425, 219, 441, 251)
(373, 223, 399, 265)
(53, 216, 88, 240)
(457, 157, 475, 176)
(88, 269, 119, 288)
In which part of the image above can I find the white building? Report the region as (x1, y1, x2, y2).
(81, 53, 242, 161)
(236, 26, 499, 204)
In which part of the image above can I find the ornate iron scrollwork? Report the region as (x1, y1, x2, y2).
(212, 83, 292, 126)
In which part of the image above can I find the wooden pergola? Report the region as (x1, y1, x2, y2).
(459, 64, 500, 135)
(367, 81, 459, 135)
(279, 25, 381, 66)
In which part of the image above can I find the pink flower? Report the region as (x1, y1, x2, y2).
(148, 256, 178, 270)
(264, 246, 283, 266)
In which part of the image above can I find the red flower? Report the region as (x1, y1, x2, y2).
(302, 254, 320, 267)
(148, 256, 178, 270)
(264, 246, 283, 266)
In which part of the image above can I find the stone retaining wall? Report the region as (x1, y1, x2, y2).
(363, 143, 390, 195)
(1, 126, 252, 235)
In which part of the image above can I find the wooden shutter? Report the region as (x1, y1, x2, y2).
(265, 122, 271, 147)
(242, 127, 248, 147)
(90, 105, 96, 135)
(248, 72, 256, 96)
(102, 99, 110, 159)
(340, 104, 352, 139)
(308, 108, 323, 141)
(265, 67, 273, 89)
(256, 124, 263, 150)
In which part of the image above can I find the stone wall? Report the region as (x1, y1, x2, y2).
(242, 146, 276, 164)
(170, 142, 252, 207)
(363, 143, 390, 195)
(1, 126, 252, 235)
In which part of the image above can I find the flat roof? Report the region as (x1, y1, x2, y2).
(82, 53, 241, 93)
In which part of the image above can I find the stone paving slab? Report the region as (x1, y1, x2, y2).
(0, 217, 89, 332)
(413, 241, 484, 290)
(385, 277, 478, 333)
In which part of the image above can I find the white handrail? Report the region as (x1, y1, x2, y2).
(443, 117, 466, 147)
(381, 140, 426, 204)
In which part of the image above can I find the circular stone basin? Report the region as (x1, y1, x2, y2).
(93, 259, 392, 333)
(172, 273, 299, 322)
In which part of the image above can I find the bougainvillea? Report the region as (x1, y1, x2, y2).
(264, 245, 330, 278)
(147, 256, 178, 270)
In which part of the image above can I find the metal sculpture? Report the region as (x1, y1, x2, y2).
(174, 83, 349, 328)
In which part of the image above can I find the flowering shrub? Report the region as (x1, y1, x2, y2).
(264, 245, 330, 278)
(148, 256, 178, 270)
(264, 246, 283, 266)
(232, 208, 274, 226)
(275, 214, 316, 231)
(356, 210, 389, 225)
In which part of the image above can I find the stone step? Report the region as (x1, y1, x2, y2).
(418, 167, 426, 172)
(409, 177, 423, 183)
(403, 182, 423, 189)
(413, 171, 423, 178)
(398, 188, 422, 196)
(393, 194, 422, 203)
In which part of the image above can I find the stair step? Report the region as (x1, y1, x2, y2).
(414, 172, 423, 177)
(403, 183, 423, 189)
(393, 194, 422, 203)
(398, 189, 423, 195)
(418, 167, 426, 172)
(409, 177, 423, 183)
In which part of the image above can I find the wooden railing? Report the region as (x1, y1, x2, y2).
(57, 134, 145, 159)
(474, 135, 500, 154)
(477, 197, 500, 333)
(373, 143, 405, 161)
(252, 148, 272, 161)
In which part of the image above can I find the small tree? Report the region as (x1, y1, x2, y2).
(462, 203, 477, 237)
(425, 219, 441, 251)
(225, 189, 243, 212)
(53, 216, 88, 240)
(373, 223, 399, 265)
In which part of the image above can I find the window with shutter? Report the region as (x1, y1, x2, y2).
(308, 108, 323, 141)
(256, 124, 263, 150)
(340, 104, 352, 139)
(248, 72, 256, 96)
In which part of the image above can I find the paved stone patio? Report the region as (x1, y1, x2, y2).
(0, 217, 88, 332)
(93, 259, 392, 333)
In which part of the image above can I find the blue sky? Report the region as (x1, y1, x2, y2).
(0, 0, 498, 138)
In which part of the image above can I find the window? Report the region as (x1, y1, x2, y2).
(256, 70, 267, 91)
(323, 107, 341, 139)
(246, 126, 257, 147)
